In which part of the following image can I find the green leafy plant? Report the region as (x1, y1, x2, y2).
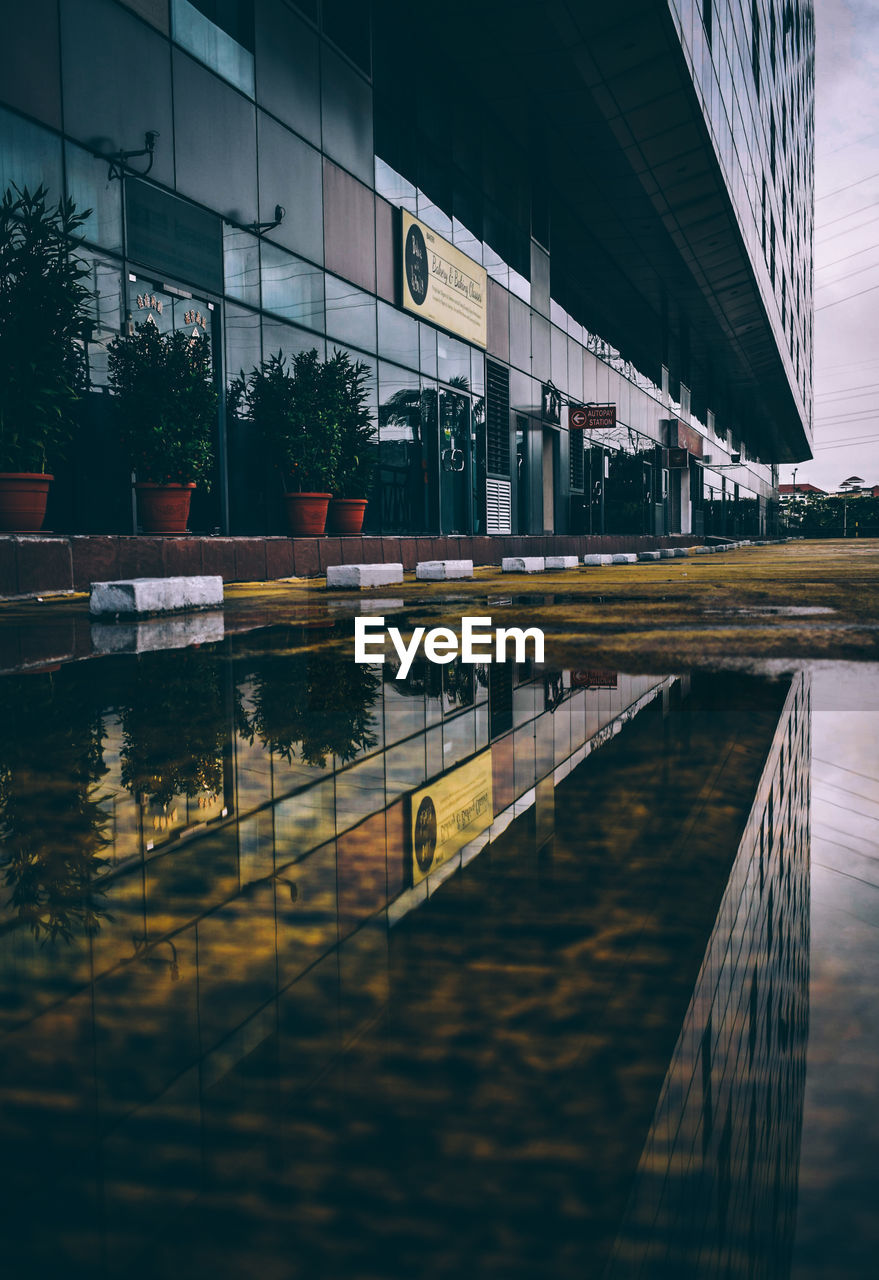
(107, 322, 217, 486)
(229, 347, 375, 494)
(324, 348, 377, 497)
(0, 184, 91, 473)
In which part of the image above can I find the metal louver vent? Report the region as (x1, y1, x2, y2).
(486, 360, 511, 476)
(570, 428, 584, 491)
(486, 478, 512, 534)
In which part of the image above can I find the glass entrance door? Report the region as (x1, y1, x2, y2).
(125, 274, 224, 532)
(439, 388, 471, 534)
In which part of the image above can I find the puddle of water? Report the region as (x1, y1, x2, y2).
(705, 605, 837, 617)
(0, 625, 874, 1279)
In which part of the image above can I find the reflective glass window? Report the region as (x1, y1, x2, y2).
(65, 143, 122, 255)
(260, 242, 324, 330)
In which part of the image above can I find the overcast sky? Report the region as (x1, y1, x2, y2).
(790, 0, 879, 490)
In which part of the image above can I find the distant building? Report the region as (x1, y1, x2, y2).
(779, 483, 826, 496)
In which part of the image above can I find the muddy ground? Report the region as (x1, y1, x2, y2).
(2, 539, 877, 673)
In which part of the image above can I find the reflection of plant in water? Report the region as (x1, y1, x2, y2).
(245, 644, 381, 769)
(444, 656, 475, 710)
(118, 648, 227, 804)
(0, 671, 110, 943)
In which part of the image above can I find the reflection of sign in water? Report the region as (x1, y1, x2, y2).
(401, 211, 487, 348)
(409, 751, 493, 886)
(413, 796, 437, 872)
(571, 670, 618, 689)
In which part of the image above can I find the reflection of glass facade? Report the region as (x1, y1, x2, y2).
(0, 641, 809, 1274)
(607, 673, 811, 1278)
(2, 0, 811, 539)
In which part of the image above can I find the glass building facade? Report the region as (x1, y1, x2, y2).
(0, 0, 813, 539)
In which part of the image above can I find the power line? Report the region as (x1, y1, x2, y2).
(814, 432, 879, 445)
(817, 197, 879, 231)
(815, 381, 879, 398)
(814, 410, 879, 424)
(814, 437, 879, 451)
(813, 776, 879, 804)
(818, 356, 879, 373)
(816, 127, 879, 159)
(816, 261, 879, 290)
(816, 279, 879, 310)
(815, 413, 879, 424)
(817, 169, 879, 202)
(818, 211, 879, 246)
(813, 419, 879, 435)
(816, 243, 879, 272)
(814, 755, 879, 785)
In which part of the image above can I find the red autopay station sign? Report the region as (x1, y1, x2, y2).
(569, 404, 616, 430)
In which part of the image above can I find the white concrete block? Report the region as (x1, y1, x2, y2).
(502, 557, 545, 573)
(659, 548, 676, 559)
(415, 559, 474, 580)
(582, 554, 606, 566)
(671, 547, 688, 557)
(545, 555, 579, 570)
(637, 551, 661, 561)
(326, 562, 404, 589)
(89, 575, 224, 616)
(693, 546, 712, 555)
(611, 553, 637, 564)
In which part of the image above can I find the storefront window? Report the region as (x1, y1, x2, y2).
(378, 364, 432, 535)
(80, 252, 123, 389)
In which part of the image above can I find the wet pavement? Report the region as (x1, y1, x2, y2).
(0, 578, 877, 1277)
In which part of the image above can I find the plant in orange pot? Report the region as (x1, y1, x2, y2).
(230, 348, 341, 536)
(107, 322, 217, 534)
(324, 348, 377, 535)
(0, 185, 91, 532)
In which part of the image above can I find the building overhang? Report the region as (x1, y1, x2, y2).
(377, 0, 812, 464)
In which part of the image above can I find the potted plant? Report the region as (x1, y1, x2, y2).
(229, 348, 341, 536)
(107, 322, 217, 533)
(0, 185, 91, 532)
(324, 348, 377, 535)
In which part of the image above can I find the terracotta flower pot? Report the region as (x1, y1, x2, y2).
(135, 482, 196, 534)
(327, 497, 368, 535)
(0, 473, 53, 532)
(284, 492, 331, 536)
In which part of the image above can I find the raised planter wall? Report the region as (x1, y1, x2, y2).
(0, 533, 701, 602)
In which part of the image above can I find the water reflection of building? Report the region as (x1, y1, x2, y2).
(606, 673, 811, 1280)
(0, 648, 809, 1277)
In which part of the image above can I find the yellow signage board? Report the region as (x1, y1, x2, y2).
(409, 751, 494, 886)
(401, 211, 488, 349)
